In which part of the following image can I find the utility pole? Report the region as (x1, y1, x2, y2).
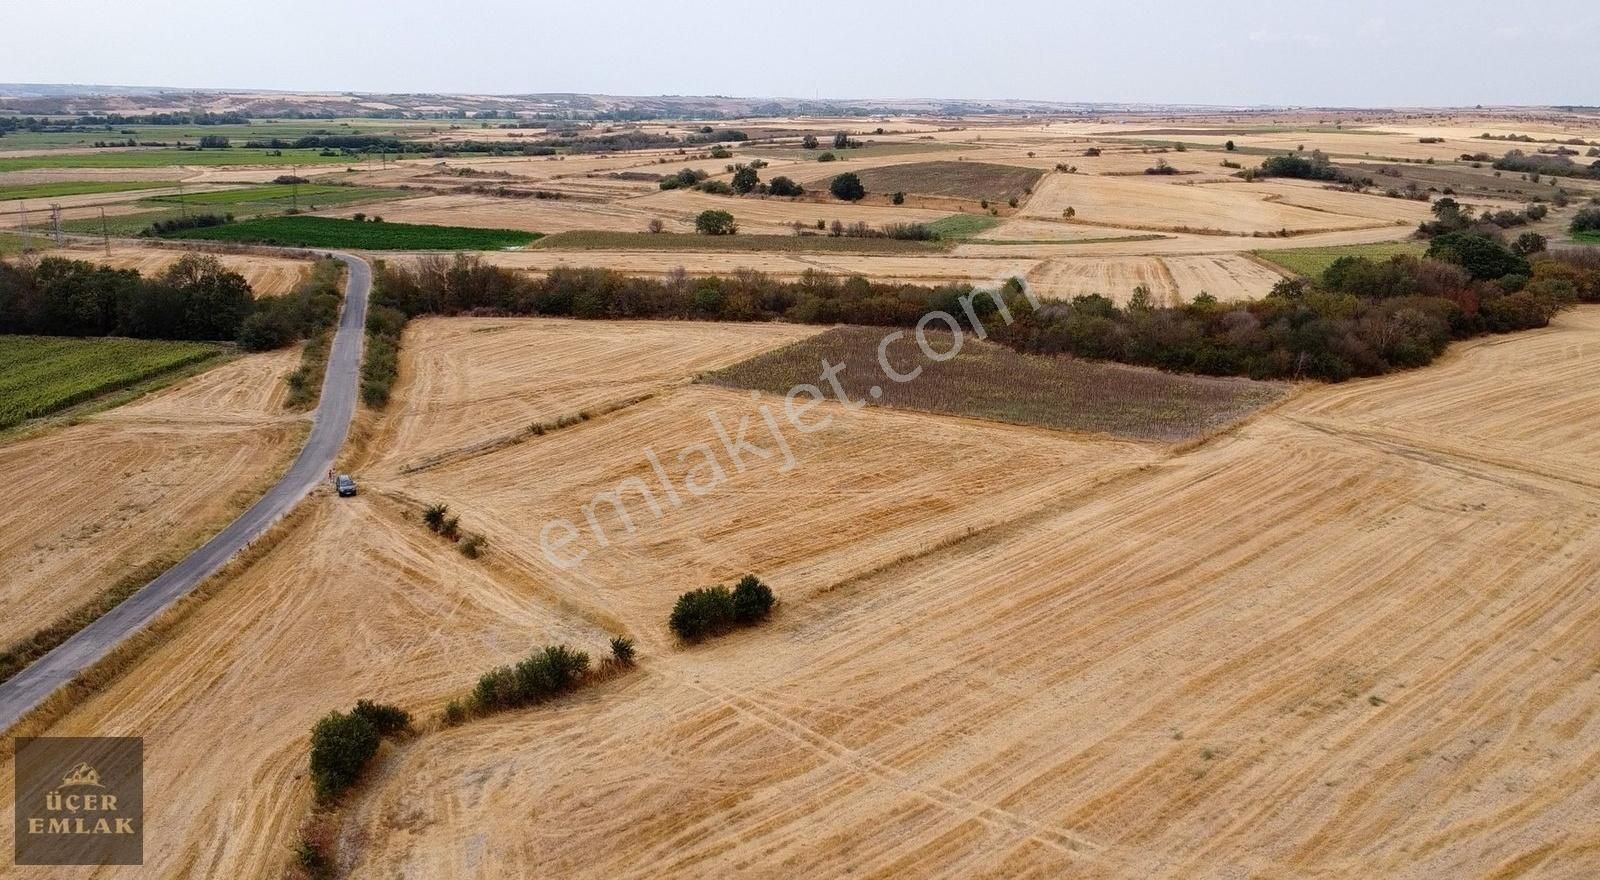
(50, 203, 63, 247)
(176, 180, 189, 219)
(100, 207, 111, 256)
(291, 164, 299, 211)
(17, 200, 31, 254)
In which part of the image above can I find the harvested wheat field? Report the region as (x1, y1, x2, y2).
(1021, 173, 1410, 236)
(48, 243, 313, 295)
(1025, 253, 1285, 304)
(362, 317, 823, 474)
(0, 348, 304, 654)
(0, 494, 608, 880)
(334, 306, 1600, 879)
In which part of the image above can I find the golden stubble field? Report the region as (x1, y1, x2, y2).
(5, 306, 1600, 878)
(0, 349, 306, 653)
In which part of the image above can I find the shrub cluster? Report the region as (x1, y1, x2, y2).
(142, 212, 232, 237)
(668, 575, 775, 641)
(1572, 206, 1600, 234)
(308, 700, 411, 802)
(239, 258, 344, 351)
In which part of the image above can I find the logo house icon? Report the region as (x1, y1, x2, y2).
(59, 763, 103, 788)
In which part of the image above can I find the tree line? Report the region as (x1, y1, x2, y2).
(373, 240, 1597, 383)
(0, 254, 339, 351)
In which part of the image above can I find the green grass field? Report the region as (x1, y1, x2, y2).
(0, 336, 223, 429)
(0, 118, 445, 150)
(0, 148, 360, 172)
(1575, 231, 1600, 243)
(163, 215, 540, 250)
(533, 230, 949, 254)
(142, 184, 407, 212)
(0, 180, 174, 201)
(926, 215, 1002, 240)
(1253, 241, 1428, 277)
(60, 209, 193, 237)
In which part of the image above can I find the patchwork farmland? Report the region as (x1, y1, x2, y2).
(4, 82, 1600, 880)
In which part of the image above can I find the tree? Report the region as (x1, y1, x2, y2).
(732, 575, 775, 624)
(647, 218, 666, 234)
(892, 191, 905, 205)
(669, 586, 736, 641)
(768, 176, 803, 197)
(801, 134, 819, 150)
(695, 209, 737, 235)
(309, 710, 379, 801)
(160, 254, 254, 340)
(830, 172, 866, 202)
(731, 165, 760, 194)
(832, 132, 849, 150)
(1426, 231, 1530, 280)
(817, 152, 837, 163)
(1572, 206, 1600, 234)
(1511, 231, 1547, 256)
(1225, 140, 1236, 151)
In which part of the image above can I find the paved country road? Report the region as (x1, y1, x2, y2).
(0, 252, 371, 732)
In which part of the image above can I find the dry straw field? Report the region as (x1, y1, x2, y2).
(5, 303, 1600, 877)
(5, 107, 1600, 879)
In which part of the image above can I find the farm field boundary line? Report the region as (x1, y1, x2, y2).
(398, 390, 659, 476)
(0, 251, 372, 732)
(1284, 414, 1600, 495)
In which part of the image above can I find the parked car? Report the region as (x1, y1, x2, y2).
(335, 474, 358, 497)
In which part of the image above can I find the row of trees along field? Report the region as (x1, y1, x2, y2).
(373, 239, 1598, 382)
(0, 254, 339, 352)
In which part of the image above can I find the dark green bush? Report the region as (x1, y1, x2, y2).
(732, 575, 775, 624)
(352, 699, 411, 736)
(669, 586, 737, 641)
(308, 710, 379, 801)
(610, 636, 636, 665)
(830, 172, 866, 201)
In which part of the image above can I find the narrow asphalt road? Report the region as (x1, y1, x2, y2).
(0, 252, 371, 732)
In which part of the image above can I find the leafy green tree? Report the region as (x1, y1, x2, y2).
(669, 587, 736, 641)
(731, 165, 760, 194)
(695, 209, 738, 235)
(830, 172, 866, 202)
(1224, 140, 1236, 151)
(892, 191, 905, 205)
(732, 575, 775, 624)
(309, 710, 379, 801)
(832, 132, 849, 149)
(768, 176, 803, 197)
(1426, 232, 1531, 280)
(1511, 231, 1547, 256)
(801, 134, 819, 150)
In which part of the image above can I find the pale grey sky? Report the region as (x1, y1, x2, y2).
(1, 0, 1594, 106)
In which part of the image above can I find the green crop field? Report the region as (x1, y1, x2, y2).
(61, 209, 194, 237)
(0, 180, 174, 201)
(1254, 241, 1428, 277)
(0, 149, 361, 172)
(925, 214, 1002, 240)
(142, 184, 407, 212)
(163, 215, 540, 250)
(0, 336, 223, 429)
(534, 230, 949, 254)
(0, 118, 445, 150)
(1575, 231, 1600, 243)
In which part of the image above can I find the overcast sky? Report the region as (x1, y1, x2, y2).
(2, 0, 1594, 107)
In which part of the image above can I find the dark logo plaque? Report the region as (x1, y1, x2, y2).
(13, 736, 143, 866)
